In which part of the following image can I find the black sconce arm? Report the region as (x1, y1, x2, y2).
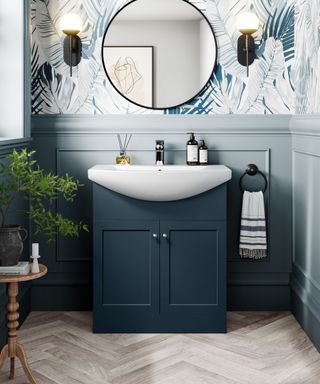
(63, 34, 82, 77)
(237, 34, 255, 77)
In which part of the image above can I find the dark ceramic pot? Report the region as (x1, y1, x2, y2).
(0, 225, 28, 266)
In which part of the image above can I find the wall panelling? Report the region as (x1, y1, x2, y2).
(291, 115, 320, 351)
(31, 115, 292, 311)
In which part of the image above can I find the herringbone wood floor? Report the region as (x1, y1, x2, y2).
(0, 312, 319, 384)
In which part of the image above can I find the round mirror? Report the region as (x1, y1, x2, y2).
(102, 0, 217, 110)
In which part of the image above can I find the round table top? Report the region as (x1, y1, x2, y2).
(0, 264, 47, 283)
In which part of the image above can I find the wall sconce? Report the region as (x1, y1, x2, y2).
(59, 13, 82, 77)
(236, 12, 259, 77)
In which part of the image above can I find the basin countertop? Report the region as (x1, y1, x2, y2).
(88, 164, 232, 201)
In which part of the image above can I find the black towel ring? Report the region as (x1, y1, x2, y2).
(239, 164, 268, 193)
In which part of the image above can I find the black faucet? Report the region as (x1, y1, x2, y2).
(155, 140, 164, 166)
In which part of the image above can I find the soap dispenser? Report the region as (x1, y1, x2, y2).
(199, 140, 208, 165)
(186, 132, 198, 165)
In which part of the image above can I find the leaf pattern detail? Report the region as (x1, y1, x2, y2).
(31, 0, 296, 115)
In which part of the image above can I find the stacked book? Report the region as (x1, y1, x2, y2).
(0, 262, 30, 275)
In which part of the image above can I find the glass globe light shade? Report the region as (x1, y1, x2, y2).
(236, 12, 259, 34)
(60, 13, 82, 35)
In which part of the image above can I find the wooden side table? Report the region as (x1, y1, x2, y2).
(0, 264, 47, 384)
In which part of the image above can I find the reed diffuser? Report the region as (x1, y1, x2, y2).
(116, 134, 132, 165)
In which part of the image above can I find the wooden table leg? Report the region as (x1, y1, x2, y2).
(7, 281, 19, 379)
(10, 357, 15, 379)
(0, 344, 8, 370)
(16, 344, 38, 384)
(0, 267, 46, 383)
(5, 282, 38, 384)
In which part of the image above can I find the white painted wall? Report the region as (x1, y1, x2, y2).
(105, 20, 200, 108)
(0, 2, 24, 138)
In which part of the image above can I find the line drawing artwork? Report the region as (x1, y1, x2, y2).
(105, 46, 153, 107)
(113, 56, 143, 95)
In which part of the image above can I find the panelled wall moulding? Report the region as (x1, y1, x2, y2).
(291, 118, 320, 350)
(31, 114, 293, 135)
(30, 119, 293, 311)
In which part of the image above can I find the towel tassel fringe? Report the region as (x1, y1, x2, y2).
(239, 248, 267, 259)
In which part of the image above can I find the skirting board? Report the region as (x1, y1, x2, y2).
(292, 290, 320, 352)
(228, 285, 291, 311)
(31, 285, 93, 311)
(31, 284, 290, 312)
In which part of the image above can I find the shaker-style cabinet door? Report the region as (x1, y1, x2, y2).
(159, 220, 226, 332)
(93, 220, 160, 332)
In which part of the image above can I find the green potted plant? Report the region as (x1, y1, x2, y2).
(0, 149, 88, 266)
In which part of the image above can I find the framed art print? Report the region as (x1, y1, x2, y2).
(103, 46, 154, 108)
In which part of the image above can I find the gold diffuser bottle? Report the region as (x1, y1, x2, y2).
(116, 134, 132, 165)
(116, 151, 131, 165)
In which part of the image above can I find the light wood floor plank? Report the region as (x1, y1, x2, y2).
(0, 311, 318, 384)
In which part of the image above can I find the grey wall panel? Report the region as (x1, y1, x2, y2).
(291, 115, 320, 351)
(30, 115, 292, 310)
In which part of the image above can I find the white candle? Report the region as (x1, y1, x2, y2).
(32, 243, 39, 257)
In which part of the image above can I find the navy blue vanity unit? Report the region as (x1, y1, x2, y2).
(93, 183, 227, 333)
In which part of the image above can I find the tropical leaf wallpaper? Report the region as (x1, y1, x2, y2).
(294, 0, 320, 114)
(31, 0, 298, 115)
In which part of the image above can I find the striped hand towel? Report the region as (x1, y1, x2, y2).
(239, 191, 267, 259)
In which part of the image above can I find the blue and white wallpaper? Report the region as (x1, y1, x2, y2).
(295, 0, 320, 114)
(31, 0, 296, 115)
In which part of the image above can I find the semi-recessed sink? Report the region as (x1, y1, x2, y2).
(88, 164, 232, 201)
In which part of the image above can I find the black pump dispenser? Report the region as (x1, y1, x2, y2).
(186, 132, 198, 165)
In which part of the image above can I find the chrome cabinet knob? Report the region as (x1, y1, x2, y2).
(162, 233, 168, 239)
(152, 233, 158, 239)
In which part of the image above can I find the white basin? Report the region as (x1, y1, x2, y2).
(88, 164, 232, 201)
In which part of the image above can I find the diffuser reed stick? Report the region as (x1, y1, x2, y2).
(117, 134, 132, 154)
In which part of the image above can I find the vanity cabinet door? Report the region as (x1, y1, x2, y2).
(93, 220, 160, 332)
(159, 220, 226, 332)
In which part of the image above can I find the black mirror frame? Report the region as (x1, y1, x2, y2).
(101, 0, 218, 111)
